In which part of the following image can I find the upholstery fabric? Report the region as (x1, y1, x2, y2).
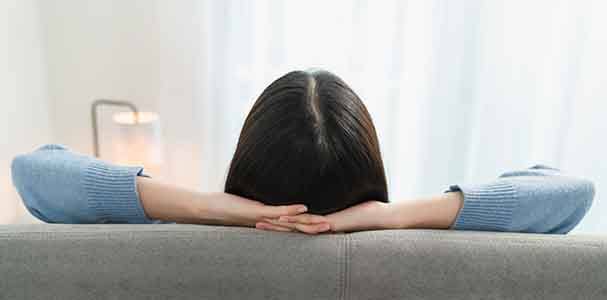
(1, 224, 606, 299)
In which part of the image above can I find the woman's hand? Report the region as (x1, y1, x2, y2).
(198, 192, 308, 227)
(256, 200, 398, 234)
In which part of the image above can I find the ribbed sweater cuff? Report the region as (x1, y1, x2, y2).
(84, 160, 153, 224)
(448, 181, 517, 231)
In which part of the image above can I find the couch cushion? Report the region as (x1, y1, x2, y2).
(1, 224, 606, 299)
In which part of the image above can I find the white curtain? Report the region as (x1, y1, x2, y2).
(187, 0, 607, 233)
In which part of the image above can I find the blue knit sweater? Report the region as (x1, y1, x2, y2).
(11, 144, 595, 233)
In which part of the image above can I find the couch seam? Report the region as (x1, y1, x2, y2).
(339, 234, 345, 300)
(345, 234, 351, 300)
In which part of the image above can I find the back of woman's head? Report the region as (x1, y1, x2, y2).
(225, 69, 388, 214)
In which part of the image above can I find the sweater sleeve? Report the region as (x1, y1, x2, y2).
(448, 165, 595, 234)
(11, 144, 157, 224)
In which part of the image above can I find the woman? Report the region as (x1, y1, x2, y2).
(11, 70, 595, 234)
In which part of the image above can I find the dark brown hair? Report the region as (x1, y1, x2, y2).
(225, 69, 388, 214)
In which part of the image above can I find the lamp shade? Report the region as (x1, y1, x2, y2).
(110, 112, 163, 176)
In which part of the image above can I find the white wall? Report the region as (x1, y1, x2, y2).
(40, 0, 161, 154)
(0, 0, 52, 223)
(40, 0, 205, 189)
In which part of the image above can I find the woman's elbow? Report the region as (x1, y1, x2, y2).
(11, 154, 51, 222)
(552, 177, 595, 214)
(577, 179, 595, 213)
(11, 154, 35, 193)
(513, 176, 596, 234)
(552, 178, 595, 234)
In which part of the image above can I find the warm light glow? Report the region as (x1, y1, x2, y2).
(109, 111, 163, 176)
(112, 112, 159, 125)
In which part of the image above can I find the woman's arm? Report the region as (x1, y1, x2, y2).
(11, 144, 307, 225)
(260, 165, 595, 234)
(258, 193, 463, 233)
(137, 177, 307, 226)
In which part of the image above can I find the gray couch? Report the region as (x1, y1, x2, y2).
(1, 224, 606, 300)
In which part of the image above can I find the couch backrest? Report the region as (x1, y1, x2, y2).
(1, 224, 606, 300)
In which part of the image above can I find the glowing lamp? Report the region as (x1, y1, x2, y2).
(91, 99, 163, 176)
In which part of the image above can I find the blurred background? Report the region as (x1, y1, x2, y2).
(1, 0, 605, 233)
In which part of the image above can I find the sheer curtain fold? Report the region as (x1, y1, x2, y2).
(182, 0, 606, 232)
